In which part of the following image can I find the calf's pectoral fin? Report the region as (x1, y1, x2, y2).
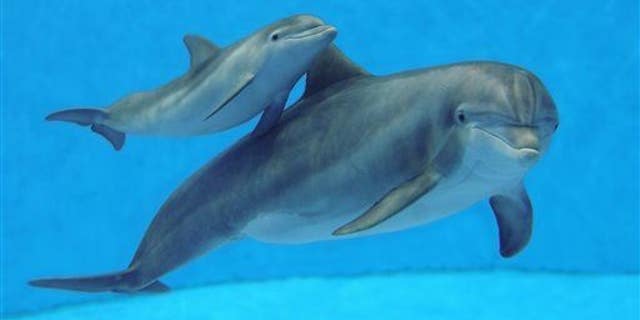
(333, 168, 441, 236)
(251, 94, 287, 137)
(204, 73, 255, 120)
(489, 182, 532, 258)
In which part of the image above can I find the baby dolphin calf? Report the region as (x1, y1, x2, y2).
(46, 15, 337, 150)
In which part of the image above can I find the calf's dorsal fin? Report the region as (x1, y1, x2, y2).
(183, 34, 220, 68)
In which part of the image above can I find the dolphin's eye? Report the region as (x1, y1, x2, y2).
(271, 33, 279, 41)
(456, 111, 466, 124)
(554, 122, 559, 131)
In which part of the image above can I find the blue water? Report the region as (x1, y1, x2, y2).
(2, 0, 638, 318)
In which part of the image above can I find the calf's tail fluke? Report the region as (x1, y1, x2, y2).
(29, 268, 169, 293)
(46, 108, 126, 151)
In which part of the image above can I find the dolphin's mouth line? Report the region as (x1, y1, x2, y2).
(473, 127, 540, 153)
(286, 25, 336, 40)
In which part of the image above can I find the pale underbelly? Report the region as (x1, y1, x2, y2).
(110, 85, 277, 136)
(243, 173, 504, 244)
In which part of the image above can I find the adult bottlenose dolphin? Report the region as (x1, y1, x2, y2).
(46, 15, 337, 150)
(31, 45, 558, 292)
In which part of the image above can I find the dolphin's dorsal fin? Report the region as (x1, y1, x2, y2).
(303, 44, 371, 98)
(183, 34, 220, 68)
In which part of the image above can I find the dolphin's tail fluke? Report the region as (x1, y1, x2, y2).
(28, 268, 169, 293)
(46, 108, 125, 151)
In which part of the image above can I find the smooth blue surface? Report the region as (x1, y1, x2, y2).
(1, 0, 638, 315)
(7, 272, 640, 320)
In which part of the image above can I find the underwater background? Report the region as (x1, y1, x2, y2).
(1, 0, 638, 318)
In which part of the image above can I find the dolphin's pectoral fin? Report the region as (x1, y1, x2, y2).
(333, 169, 441, 236)
(183, 34, 220, 68)
(251, 94, 287, 137)
(489, 183, 532, 258)
(204, 73, 256, 120)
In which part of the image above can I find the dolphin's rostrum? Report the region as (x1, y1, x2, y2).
(31, 45, 558, 293)
(45, 15, 337, 150)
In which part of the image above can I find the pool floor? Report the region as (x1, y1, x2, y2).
(8, 271, 639, 319)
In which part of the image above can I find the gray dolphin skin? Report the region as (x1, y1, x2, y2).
(45, 15, 337, 150)
(30, 45, 558, 293)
